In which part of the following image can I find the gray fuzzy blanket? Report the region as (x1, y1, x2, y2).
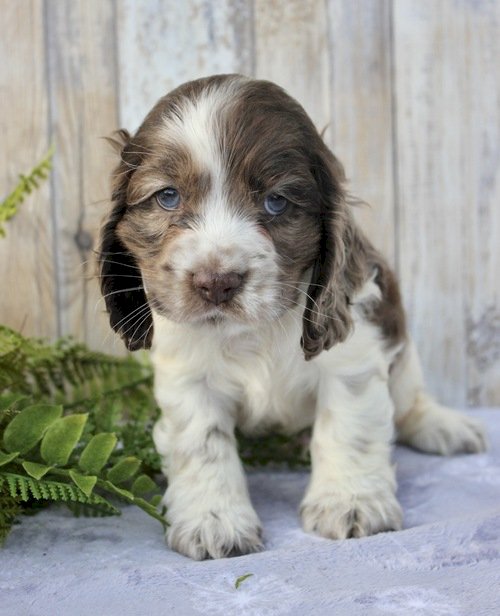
(1, 409, 499, 616)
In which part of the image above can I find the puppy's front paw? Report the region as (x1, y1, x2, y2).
(167, 505, 263, 560)
(300, 488, 403, 540)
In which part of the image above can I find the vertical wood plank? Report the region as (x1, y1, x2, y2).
(0, 0, 56, 338)
(45, 0, 122, 352)
(117, 0, 254, 130)
(253, 0, 330, 136)
(326, 0, 395, 264)
(393, 1, 468, 406)
(460, 1, 500, 406)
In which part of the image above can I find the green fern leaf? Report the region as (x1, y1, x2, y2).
(69, 471, 97, 497)
(47, 484, 59, 500)
(66, 495, 120, 518)
(28, 479, 42, 500)
(37, 482, 51, 499)
(0, 394, 27, 412)
(2, 404, 63, 454)
(107, 457, 141, 484)
(131, 474, 157, 496)
(0, 480, 22, 546)
(79, 433, 117, 474)
(0, 146, 54, 237)
(22, 461, 52, 480)
(5, 475, 29, 500)
(40, 414, 88, 465)
(0, 451, 19, 466)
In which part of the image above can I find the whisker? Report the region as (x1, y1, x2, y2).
(285, 280, 329, 290)
(270, 308, 293, 354)
(83, 273, 145, 282)
(97, 285, 146, 308)
(288, 299, 343, 325)
(92, 259, 156, 276)
(124, 307, 154, 343)
(277, 292, 341, 324)
(101, 302, 151, 343)
(101, 303, 152, 348)
(274, 281, 324, 317)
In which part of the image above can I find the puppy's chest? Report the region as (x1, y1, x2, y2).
(152, 316, 318, 433)
(234, 348, 319, 435)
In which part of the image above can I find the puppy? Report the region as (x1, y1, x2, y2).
(98, 74, 486, 560)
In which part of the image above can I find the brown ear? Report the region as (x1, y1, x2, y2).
(301, 146, 363, 360)
(98, 130, 153, 351)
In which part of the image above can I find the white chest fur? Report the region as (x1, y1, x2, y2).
(151, 307, 319, 435)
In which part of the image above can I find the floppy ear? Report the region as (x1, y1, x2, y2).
(98, 130, 153, 351)
(301, 146, 364, 360)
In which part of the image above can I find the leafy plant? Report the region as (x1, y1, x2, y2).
(0, 329, 167, 545)
(0, 146, 54, 237)
(0, 400, 164, 532)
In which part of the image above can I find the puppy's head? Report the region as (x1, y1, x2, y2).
(99, 75, 358, 357)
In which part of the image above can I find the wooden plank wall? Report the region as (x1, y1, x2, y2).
(1, 0, 498, 407)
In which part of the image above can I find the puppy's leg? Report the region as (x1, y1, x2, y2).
(391, 341, 486, 455)
(301, 368, 403, 539)
(153, 382, 262, 560)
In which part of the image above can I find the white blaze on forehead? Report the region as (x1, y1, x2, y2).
(161, 78, 257, 256)
(159, 78, 245, 187)
(162, 90, 223, 179)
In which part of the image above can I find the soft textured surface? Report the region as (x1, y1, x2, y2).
(1, 409, 499, 616)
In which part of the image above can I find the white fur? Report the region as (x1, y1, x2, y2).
(159, 80, 242, 181)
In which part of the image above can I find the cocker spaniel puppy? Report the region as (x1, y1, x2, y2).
(98, 74, 486, 560)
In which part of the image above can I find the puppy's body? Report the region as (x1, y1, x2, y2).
(99, 74, 486, 560)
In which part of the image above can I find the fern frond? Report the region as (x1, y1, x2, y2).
(2, 473, 120, 515)
(0, 479, 22, 546)
(65, 499, 120, 518)
(0, 146, 54, 237)
(0, 325, 151, 407)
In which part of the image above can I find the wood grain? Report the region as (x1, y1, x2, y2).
(459, 1, 500, 406)
(44, 0, 122, 353)
(393, 1, 469, 406)
(0, 0, 56, 338)
(116, 0, 254, 130)
(326, 0, 395, 264)
(254, 0, 330, 133)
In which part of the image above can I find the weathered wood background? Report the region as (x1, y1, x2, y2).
(1, 0, 499, 407)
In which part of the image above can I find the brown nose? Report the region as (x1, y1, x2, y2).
(192, 271, 243, 305)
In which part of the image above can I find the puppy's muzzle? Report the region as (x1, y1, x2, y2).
(192, 270, 244, 305)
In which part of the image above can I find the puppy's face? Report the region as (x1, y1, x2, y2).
(100, 75, 353, 355)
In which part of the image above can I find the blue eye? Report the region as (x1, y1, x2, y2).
(264, 193, 288, 216)
(156, 187, 180, 210)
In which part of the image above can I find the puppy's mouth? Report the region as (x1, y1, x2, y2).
(195, 299, 243, 324)
(200, 312, 227, 325)
(148, 290, 243, 325)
